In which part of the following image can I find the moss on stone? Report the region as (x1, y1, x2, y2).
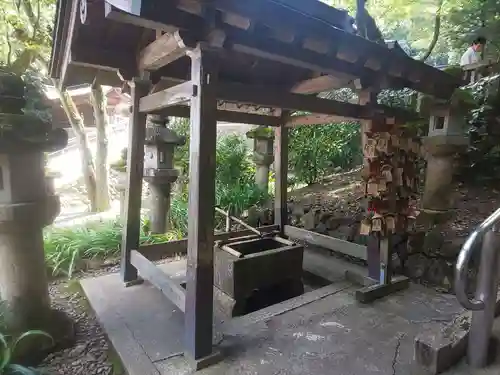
(443, 65, 463, 79)
(246, 126, 274, 139)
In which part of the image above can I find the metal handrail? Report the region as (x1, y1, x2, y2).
(455, 207, 500, 310)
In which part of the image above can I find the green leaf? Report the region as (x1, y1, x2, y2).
(11, 330, 53, 356)
(5, 363, 39, 375)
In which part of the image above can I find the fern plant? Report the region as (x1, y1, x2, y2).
(0, 330, 53, 375)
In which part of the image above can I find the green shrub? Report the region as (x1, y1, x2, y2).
(44, 220, 180, 278)
(216, 134, 254, 186)
(288, 122, 361, 185)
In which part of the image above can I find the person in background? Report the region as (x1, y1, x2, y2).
(460, 36, 486, 67)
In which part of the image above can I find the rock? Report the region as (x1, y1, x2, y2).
(423, 229, 445, 255)
(315, 222, 328, 234)
(68, 343, 87, 357)
(291, 204, 305, 218)
(325, 217, 350, 231)
(408, 231, 425, 254)
(318, 211, 333, 223)
(301, 210, 316, 231)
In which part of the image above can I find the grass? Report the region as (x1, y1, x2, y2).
(44, 219, 182, 278)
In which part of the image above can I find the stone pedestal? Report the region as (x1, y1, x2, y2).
(422, 136, 468, 213)
(246, 127, 274, 192)
(0, 72, 68, 336)
(115, 171, 127, 219)
(0, 147, 65, 333)
(144, 117, 185, 234)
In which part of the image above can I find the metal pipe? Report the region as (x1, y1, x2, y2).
(455, 207, 500, 310)
(468, 227, 500, 368)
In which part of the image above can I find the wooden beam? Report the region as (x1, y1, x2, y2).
(184, 47, 219, 363)
(284, 225, 367, 260)
(286, 113, 356, 127)
(139, 81, 194, 113)
(139, 30, 197, 71)
(130, 250, 186, 312)
(138, 225, 280, 261)
(160, 105, 281, 126)
(274, 114, 289, 236)
(216, 82, 368, 118)
(121, 78, 150, 284)
(291, 75, 350, 94)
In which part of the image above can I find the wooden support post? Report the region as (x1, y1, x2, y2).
(358, 90, 380, 282)
(274, 112, 289, 235)
(184, 46, 221, 369)
(121, 78, 150, 285)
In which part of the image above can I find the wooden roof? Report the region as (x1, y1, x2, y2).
(50, 0, 462, 99)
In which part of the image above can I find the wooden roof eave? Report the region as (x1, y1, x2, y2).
(101, 1, 460, 98)
(52, 0, 463, 100)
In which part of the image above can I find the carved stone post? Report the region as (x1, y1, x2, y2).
(0, 72, 68, 332)
(144, 115, 185, 234)
(246, 126, 274, 192)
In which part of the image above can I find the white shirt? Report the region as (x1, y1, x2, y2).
(460, 47, 480, 66)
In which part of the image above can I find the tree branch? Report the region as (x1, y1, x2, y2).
(419, 0, 445, 62)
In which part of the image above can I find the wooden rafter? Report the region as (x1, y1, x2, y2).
(100, 0, 459, 98)
(138, 30, 197, 71)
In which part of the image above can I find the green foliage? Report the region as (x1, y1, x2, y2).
(170, 117, 190, 175)
(169, 196, 188, 236)
(457, 74, 500, 182)
(215, 183, 269, 217)
(0, 329, 53, 375)
(378, 88, 417, 110)
(288, 122, 361, 185)
(44, 220, 181, 278)
(216, 135, 255, 187)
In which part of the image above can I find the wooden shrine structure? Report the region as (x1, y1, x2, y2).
(50, 0, 463, 369)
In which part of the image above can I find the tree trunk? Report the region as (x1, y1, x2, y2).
(419, 0, 444, 62)
(90, 83, 111, 212)
(56, 85, 98, 211)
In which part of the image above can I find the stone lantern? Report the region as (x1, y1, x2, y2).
(246, 126, 275, 193)
(421, 97, 468, 214)
(144, 115, 185, 234)
(0, 71, 68, 332)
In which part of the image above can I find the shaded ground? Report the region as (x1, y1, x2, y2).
(41, 169, 500, 374)
(80, 259, 474, 375)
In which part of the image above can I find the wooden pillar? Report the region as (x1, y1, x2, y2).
(358, 90, 380, 281)
(274, 112, 289, 235)
(355, 89, 410, 303)
(121, 78, 150, 285)
(184, 46, 220, 368)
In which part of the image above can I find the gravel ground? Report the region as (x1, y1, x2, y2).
(40, 266, 122, 375)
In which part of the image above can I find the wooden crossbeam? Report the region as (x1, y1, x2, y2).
(139, 81, 194, 113)
(286, 113, 355, 127)
(138, 30, 197, 71)
(130, 250, 186, 312)
(161, 105, 281, 126)
(216, 82, 367, 119)
(284, 226, 367, 260)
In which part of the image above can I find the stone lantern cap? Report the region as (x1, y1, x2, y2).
(246, 126, 275, 140)
(0, 70, 68, 153)
(145, 126, 186, 146)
